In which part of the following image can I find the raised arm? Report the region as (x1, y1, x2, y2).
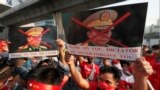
(77, 56, 85, 64)
(65, 52, 90, 90)
(56, 39, 67, 65)
(132, 57, 153, 90)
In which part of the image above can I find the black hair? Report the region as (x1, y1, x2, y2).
(36, 59, 54, 68)
(43, 59, 54, 66)
(152, 45, 160, 50)
(36, 60, 44, 68)
(100, 66, 122, 82)
(120, 60, 131, 67)
(145, 50, 152, 54)
(26, 66, 64, 85)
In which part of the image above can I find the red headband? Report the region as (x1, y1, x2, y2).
(28, 80, 60, 90)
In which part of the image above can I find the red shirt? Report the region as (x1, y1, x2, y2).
(144, 53, 160, 90)
(89, 81, 115, 90)
(80, 61, 99, 81)
(118, 80, 133, 90)
(89, 81, 98, 90)
(144, 53, 157, 67)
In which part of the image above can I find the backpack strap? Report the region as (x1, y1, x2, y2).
(87, 64, 95, 81)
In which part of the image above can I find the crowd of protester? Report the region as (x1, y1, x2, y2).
(0, 39, 157, 90)
(142, 44, 160, 90)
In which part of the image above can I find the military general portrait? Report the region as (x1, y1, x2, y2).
(9, 25, 57, 54)
(62, 3, 147, 48)
(18, 27, 48, 52)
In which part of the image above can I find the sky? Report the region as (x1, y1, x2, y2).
(96, 0, 159, 26)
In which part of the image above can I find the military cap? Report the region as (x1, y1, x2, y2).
(83, 10, 118, 28)
(25, 27, 44, 36)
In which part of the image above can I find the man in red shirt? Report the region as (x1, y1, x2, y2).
(78, 56, 99, 81)
(144, 49, 160, 90)
(65, 52, 153, 90)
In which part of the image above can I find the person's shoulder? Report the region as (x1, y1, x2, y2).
(81, 60, 88, 64)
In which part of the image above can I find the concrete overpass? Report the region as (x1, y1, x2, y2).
(0, 4, 11, 13)
(0, 4, 11, 26)
(0, 0, 125, 26)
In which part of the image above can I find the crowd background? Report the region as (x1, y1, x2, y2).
(0, 39, 157, 90)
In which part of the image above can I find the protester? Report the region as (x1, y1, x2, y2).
(143, 45, 160, 90)
(118, 60, 134, 90)
(151, 44, 160, 55)
(102, 58, 112, 67)
(78, 56, 99, 81)
(26, 66, 65, 90)
(65, 52, 153, 90)
(14, 58, 30, 79)
(112, 59, 123, 70)
(55, 39, 70, 78)
(142, 45, 150, 56)
(0, 66, 13, 90)
(0, 65, 25, 90)
(56, 39, 80, 90)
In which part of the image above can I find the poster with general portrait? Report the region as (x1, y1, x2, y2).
(0, 39, 10, 59)
(62, 3, 148, 60)
(9, 21, 58, 58)
(0, 27, 9, 59)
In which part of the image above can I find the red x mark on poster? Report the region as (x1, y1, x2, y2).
(72, 12, 131, 47)
(18, 28, 51, 52)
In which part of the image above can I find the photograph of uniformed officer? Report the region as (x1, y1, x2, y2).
(82, 10, 118, 46)
(63, 3, 147, 48)
(0, 39, 10, 58)
(0, 39, 10, 53)
(18, 27, 48, 52)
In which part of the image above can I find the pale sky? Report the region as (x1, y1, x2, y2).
(96, 0, 159, 26)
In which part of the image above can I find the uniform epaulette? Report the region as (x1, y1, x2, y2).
(19, 45, 28, 49)
(39, 45, 48, 49)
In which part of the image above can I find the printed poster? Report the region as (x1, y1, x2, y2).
(9, 24, 58, 58)
(0, 39, 9, 59)
(62, 3, 148, 60)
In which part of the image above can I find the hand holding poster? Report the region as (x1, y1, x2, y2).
(62, 3, 148, 60)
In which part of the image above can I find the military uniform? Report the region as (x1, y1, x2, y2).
(87, 42, 111, 47)
(18, 27, 48, 52)
(19, 45, 47, 52)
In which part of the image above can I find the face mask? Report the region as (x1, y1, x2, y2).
(98, 81, 115, 90)
(128, 66, 133, 74)
(124, 66, 132, 76)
